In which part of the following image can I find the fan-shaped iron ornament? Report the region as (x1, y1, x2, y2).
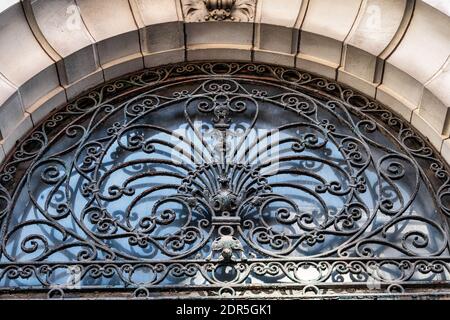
(1, 62, 450, 299)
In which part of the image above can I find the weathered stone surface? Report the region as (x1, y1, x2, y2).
(254, 0, 305, 67)
(388, 1, 450, 84)
(441, 138, 450, 166)
(347, 0, 407, 57)
(376, 84, 417, 121)
(76, 0, 143, 76)
(185, 21, 253, 62)
(29, 0, 101, 86)
(0, 144, 4, 164)
(426, 58, 450, 108)
(0, 76, 24, 142)
(0, 3, 59, 109)
(26, 87, 67, 125)
(381, 62, 425, 110)
(419, 88, 450, 135)
(130, 0, 185, 67)
(297, 0, 362, 78)
(411, 110, 447, 150)
(0, 114, 33, 156)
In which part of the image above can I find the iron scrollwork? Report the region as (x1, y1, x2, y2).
(1, 62, 450, 299)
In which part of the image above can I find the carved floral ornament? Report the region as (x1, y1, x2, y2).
(182, 0, 256, 22)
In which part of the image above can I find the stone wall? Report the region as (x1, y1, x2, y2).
(0, 0, 448, 165)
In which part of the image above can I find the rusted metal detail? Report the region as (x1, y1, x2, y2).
(1, 62, 450, 299)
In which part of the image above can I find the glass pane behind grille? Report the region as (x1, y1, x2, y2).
(1, 63, 450, 298)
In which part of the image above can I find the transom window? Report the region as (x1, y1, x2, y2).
(1, 63, 450, 299)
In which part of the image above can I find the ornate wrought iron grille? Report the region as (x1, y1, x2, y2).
(1, 62, 450, 299)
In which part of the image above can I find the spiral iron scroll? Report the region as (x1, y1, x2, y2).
(0, 62, 450, 298)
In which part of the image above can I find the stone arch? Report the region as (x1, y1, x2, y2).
(0, 0, 448, 167)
